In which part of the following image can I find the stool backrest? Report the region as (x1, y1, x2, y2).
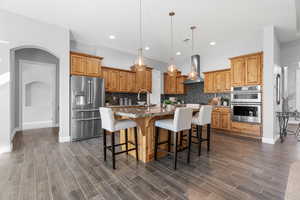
(99, 107, 115, 131)
(195, 105, 213, 125)
(173, 107, 193, 131)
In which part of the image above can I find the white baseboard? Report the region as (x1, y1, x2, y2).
(262, 134, 280, 144)
(22, 120, 56, 130)
(59, 136, 71, 143)
(11, 127, 21, 141)
(0, 144, 12, 154)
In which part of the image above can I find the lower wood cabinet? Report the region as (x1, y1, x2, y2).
(211, 107, 230, 130)
(211, 107, 261, 138)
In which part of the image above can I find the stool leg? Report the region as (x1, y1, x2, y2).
(134, 127, 139, 161)
(207, 124, 211, 152)
(103, 130, 107, 161)
(125, 129, 128, 155)
(174, 132, 178, 170)
(167, 130, 171, 152)
(187, 129, 192, 164)
(180, 131, 183, 147)
(198, 126, 203, 156)
(154, 127, 159, 160)
(111, 132, 116, 169)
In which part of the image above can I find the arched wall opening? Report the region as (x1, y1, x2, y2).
(10, 47, 60, 136)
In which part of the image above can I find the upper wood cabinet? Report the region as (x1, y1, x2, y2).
(131, 66, 153, 92)
(230, 52, 263, 86)
(127, 72, 137, 93)
(108, 69, 120, 92)
(119, 71, 128, 92)
(70, 52, 103, 77)
(164, 72, 187, 94)
(176, 76, 187, 94)
(204, 69, 231, 93)
(101, 68, 110, 90)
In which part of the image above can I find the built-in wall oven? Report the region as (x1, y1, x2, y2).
(231, 86, 262, 123)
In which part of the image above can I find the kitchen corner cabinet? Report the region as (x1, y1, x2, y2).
(230, 52, 263, 86)
(70, 52, 103, 77)
(164, 73, 187, 95)
(204, 69, 231, 93)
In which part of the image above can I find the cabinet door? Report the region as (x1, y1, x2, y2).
(169, 76, 177, 94)
(86, 57, 101, 77)
(164, 74, 169, 94)
(109, 70, 120, 92)
(245, 54, 261, 85)
(71, 54, 86, 75)
(136, 71, 146, 91)
(176, 76, 186, 94)
(204, 73, 214, 93)
(127, 72, 136, 93)
(220, 111, 231, 130)
(119, 71, 128, 92)
(101, 68, 110, 91)
(224, 70, 231, 91)
(231, 58, 245, 86)
(145, 70, 152, 92)
(211, 111, 220, 129)
(214, 72, 225, 92)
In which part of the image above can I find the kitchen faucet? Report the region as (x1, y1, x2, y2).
(138, 89, 151, 106)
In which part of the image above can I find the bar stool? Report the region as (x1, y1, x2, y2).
(154, 107, 193, 170)
(191, 105, 213, 156)
(99, 107, 139, 169)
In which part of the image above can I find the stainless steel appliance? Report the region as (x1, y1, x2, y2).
(231, 85, 261, 103)
(71, 75, 105, 141)
(231, 103, 261, 123)
(231, 85, 262, 123)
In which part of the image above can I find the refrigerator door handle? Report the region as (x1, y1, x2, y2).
(88, 80, 92, 104)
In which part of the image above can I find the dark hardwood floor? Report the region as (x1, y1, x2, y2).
(0, 127, 299, 200)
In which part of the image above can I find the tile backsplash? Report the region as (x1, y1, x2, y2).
(105, 92, 146, 105)
(161, 82, 230, 104)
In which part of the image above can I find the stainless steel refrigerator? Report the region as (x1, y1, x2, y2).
(71, 75, 105, 141)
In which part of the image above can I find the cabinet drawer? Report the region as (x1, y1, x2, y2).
(231, 121, 260, 136)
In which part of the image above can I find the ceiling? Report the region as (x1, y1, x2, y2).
(1, 0, 298, 62)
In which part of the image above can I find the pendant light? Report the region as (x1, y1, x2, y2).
(135, 0, 146, 71)
(167, 12, 178, 76)
(187, 26, 199, 80)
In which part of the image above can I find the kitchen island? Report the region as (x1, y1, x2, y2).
(111, 105, 200, 163)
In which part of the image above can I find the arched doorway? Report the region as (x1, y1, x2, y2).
(10, 47, 59, 140)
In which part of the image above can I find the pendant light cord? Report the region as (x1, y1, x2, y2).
(139, 0, 143, 51)
(170, 12, 175, 63)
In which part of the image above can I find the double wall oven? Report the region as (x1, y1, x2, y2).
(231, 85, 262, 123)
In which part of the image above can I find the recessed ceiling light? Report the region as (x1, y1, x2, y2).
(109, 35, 116, 40)
(176, 51, 181, 55)
(145, 46, 150, 50)
(210, 41, 216, 46)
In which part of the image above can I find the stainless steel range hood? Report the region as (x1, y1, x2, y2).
(184, 54, 204, 84)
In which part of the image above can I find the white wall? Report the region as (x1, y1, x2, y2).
(71, 40, 168, 72)
(262, 26, 281, 144)
(280, 39, 300, 110)
(176, 33, 263, 74)
(0, 10, 70, 153)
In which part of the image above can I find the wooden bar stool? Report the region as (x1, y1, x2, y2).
(191, 105, 213, 156)
(99, 107, 138, 169)
(154, 107, 193, 170)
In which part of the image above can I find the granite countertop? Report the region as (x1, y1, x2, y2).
(111, 104, 201, 119)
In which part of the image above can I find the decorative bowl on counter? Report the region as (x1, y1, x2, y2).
(137, 101, 146, 105)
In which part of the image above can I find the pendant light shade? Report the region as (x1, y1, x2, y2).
(187, 26, 199, 80)
(167, 12, 178, 76)
(135, 0, 146, 71)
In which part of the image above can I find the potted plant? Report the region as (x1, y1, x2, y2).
(163, 99, 175, 110)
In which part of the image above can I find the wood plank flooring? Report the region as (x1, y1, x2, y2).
(0, 127, 299, 200)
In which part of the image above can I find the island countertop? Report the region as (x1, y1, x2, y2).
(111, 104, 201, 119)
